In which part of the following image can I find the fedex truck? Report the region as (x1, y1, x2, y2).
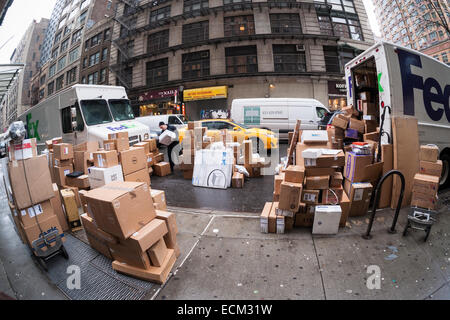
(345, 41, 450, 187)
(18, 85, 152, 151)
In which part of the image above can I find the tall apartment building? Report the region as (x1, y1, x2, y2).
(4, 18, 48, 125)
(374, 0, 450, 65)
(40, 0, 66, 67)
(109, 0, 374, 120)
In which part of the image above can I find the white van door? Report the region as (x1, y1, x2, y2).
(288, 104, 317, 130)
(60, 102, 86, 146)
(259, 104, 289, 133)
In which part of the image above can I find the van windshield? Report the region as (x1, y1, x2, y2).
(80, 100, 112, 126)
(109, 99, 135, 121)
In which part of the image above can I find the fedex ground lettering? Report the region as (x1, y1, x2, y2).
(397, 48, 450, 122)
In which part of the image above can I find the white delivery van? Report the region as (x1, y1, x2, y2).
(18, 84, 151, 151)
(230, 98, 329, 140)
(345, 41, 450, 187)
(135, 114, 186, 134)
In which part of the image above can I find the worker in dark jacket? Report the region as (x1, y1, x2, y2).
(159, 121, 179, 172)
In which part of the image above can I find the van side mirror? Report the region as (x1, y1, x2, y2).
(71, 107, 77, 131)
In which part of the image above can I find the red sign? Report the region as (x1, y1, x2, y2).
(138, 88, 178, 102)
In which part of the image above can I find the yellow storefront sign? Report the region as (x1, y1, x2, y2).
(183, 86, 228, 101)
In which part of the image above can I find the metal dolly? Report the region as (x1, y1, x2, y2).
(32, 230, 68, 271)
(402, 207, 436, 242)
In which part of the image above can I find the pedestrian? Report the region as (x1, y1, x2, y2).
(158, 121, 179, 172)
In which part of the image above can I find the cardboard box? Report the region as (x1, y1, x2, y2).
(301, 189, 320, 205)
(65, 174, 90, 189)
(51, 137, 63, 145)
(108, 132, 129, 140)
(60, 189, 82, 230)
(120, 218, 168, 254)
(74, 141, 98, 152)
(364, 119, 377, 134)
(339, 191, 350, 227)
(305, 167, 336, 177)
(84, 181, 156, 239)
(103, 140, 116, 151)
(322, 187, 344, 205)
(278, 182, 302, 212)
(115, 138, 130, 152)
(145, 139, 157, 152)
(312, 205, 342, 235)
(18, 200, 55, 228)
(154, 153, 164, 163)
(303, 152, 345, 168)
(232, 172, 244, 188)
(295, 210, 315, 227)
(21, 214, 64, 248)
(268, 202, 278, 233)
(343, 152, 373, 182)
(301, 130, 329, 144)
(50, 183, 69, 232)
(88, 165, 124, 189)
(332, 115, 348, 129)
(412, 173, 439, 196)
(112, 249, 176, 284)
(305, 175, 330, 190)
(148, 238, 168, 267)
(74, 151, 92, 174)
(146, 153, 155, 167)
(80, 214, 114, 259)
(182, 169, 193, 180)
(151, 189, 167, 211)
(9, 138, 37, 161)
(53, 143, 74, 160)
(156, 210, 178, 251)
(343, 180, 373, 217)
(364, 131, 379, 142)
(8, 155, 55, 210)
(154, 162, 171, 176)
(411, 191, 437, 210)
(124, 168, 151, 186)
(419, 145, 439, 162)
(284, 165, 305, 183)
(260, 202, 272, 233)
(243, 140, 253, 164)
(419, 160, 443, 177)
(134, 142, 150, 155)
(80, 213, 117, 245)
(120, 147, 146, 175)
(274, 173, 285, 195)
(110, 241, 152, 269)
(363, 102, 378, 116)
(276, 215, 285, 234)
(93, 150, 118, 168)
(378, 144, 393, 209)
(349, 118, 365, 134)
(330, 171, 343, 188)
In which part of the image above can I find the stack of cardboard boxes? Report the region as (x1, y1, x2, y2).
(411, 145, 442, 210)
(7, 139, 66, 251)
(179, 121, 207, 180)
(81, 181, 179, 284)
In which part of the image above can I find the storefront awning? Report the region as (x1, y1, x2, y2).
(0, 64, 24, 102)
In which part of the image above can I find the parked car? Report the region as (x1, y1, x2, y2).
(318, 110, 340, 130)
(178, 119, 278, 153)
(230, 98, 329, 140)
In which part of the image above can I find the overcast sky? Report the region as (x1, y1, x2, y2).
(0, 0, 381, 64)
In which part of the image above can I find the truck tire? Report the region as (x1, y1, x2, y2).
(440, 153, 450, 189)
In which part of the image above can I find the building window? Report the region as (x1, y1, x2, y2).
(225, 46, 258, 74)
(91, 33, 102, 46)
(442, 53, 448, 64)
(49, 64, 57, 77)
(224, 15, 255, 37)
(64, 25, 71, 37)
(40, 75, 46, 86)
(273, 44, 306, 73)
(83, 57, 88, 69)
(89, 52, 100, 66)
(99, 68, 107, 83)
(147, 29, 169, 53)
(69, 47, 80, 63)
(146, 58, 168, 86)
(54, 32, 62, 44)
(88, 71, 99, 84)
(182, 50, 210, 79)
(101, 48, 108, 62)
(323, 46, 340, 73)
(104, 28, 111, 40)
(224, 0, 251, 4)
(150, 6, 171, 23)
(79, 10, 88, 25)
(72, 28, 83, 44)
(57, 55, 67, 71)
(48, 81, 54, 95)
(182, 21, 209, 44)
(184, 0, 209, 12)
(60, 38, 69, 53)
(270, 13, 302, 34)
(67, 67, 78, 84)
(318, 15, 333, 36)
(52, 48, 59, 60)
(56, 74, 64, 90)
(81, 76, 86, 84)
(39, 89, 45, 99)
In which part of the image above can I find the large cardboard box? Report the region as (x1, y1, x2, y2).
(348, 118, 365, 134)
(148, 238, 169, 267)
(50, 183, 69, 232)
(54, 164, 74, 186)
(109, 241, 152, 269)
(332, 115, 348, 129)
(301, 189, 320, 205)
(260, 202, 272, 233)
(156, 210, 178, 253)
(74, 151, 92, 174)
(120, 147, 146, 175)
(305, 167, 336, 177)
(305, 175, 330, 190)
(144, 139, 157, 152)
(124, 168, 151, 186)
(343, 152, 373, 183)
(120, 218, 168, 253)
(80, 214, 114, 259)
(93, 150, 118, 168)
(88, 165, 124, 189)
(303, 152, 345, 168)
(151, 189, 167, 210)
(21, 215, 64, 248)
(278, 182, 302, 212)
(268, 202, 278, 233)
(284, 165, 305, 183)
(411, 192, 437, 210)
(330, 171, 343, 188)
(74, 141, 98, 152)
(80, 213, 117, 245)
(419, 145, 439, 162)
(53, 143, 74, 160)
(8, 155, 55, 210)
(18, 200, 55, 228)
(9, 138, 37, 161)
(412, 173, 439, 196)
(108, 131, 129, 140)
(154, 162, 171, 176)
(378, 144, 393, 209)
(134, 142, 150, 155)
(84, 181, 156, 239)
(343, 180, 373, 217)
(295, 205, 314, 227)
(419, 160, 443, 178)
(112, 249, 176, 284)
(65, 174, 90, 189)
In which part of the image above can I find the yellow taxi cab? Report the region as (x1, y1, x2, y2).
(179, 119, 278, 151)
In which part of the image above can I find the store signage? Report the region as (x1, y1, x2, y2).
(328, 81, 347, 95)
(183, 86, 228, 101)
(138, 88, 178, 102)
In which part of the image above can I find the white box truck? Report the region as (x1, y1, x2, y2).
(345, 41, 450, 187)
(18, 85, 152, 151)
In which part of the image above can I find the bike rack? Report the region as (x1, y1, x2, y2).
(363, 169, 405, 240)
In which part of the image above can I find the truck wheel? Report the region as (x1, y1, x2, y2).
(440, 153, 450, 189)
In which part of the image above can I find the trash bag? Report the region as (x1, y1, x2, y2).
(8, 121, 26, 143)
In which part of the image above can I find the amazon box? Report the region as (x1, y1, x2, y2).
(8, 155, 55, 209)
(343, 180, 373, 217)
(53, 143, 73, 160)
(84, 181, 155, 239)
(419, 145, 439, 162)
(278, 182, 302, 212)
(305, 175, 330, 190)
(120, 147, 147, 175)
(124, 168, 151, 186)
(93, 150, 119, 168)
(419, 160, 443, 178)
(284, 165, 305, 183)
(332, 115, 348, 130)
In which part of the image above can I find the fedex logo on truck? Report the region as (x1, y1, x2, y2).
(107, 124, 137, 131)
(398, 48, 450, 122)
